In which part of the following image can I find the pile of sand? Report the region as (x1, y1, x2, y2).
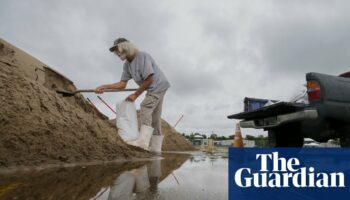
(161, 120, 195, 151)
(0, 39, 193, 168)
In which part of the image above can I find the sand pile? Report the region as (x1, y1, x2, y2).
(0, 39, 194, 168)
(0, 39, 150, 168)
(161, 120, 195, 151)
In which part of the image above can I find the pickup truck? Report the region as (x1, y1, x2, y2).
(228, 72, 350, 147)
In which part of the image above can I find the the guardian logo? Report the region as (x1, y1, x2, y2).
(234, 152, 345, 188)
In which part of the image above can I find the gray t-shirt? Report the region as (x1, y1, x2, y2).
(121, 51, 170, 93)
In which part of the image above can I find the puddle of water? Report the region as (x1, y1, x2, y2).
(156, 152, 228, 200)
(0, 152, 228, 200)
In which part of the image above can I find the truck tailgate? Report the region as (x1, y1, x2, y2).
(227, 102, 307, 120)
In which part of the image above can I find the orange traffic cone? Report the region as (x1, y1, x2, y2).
(234, 123, 244, 147)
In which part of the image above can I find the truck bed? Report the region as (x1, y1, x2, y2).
(227, 102, 308, 120)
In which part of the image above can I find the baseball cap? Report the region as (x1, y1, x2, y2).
(109, 37, 129, 52)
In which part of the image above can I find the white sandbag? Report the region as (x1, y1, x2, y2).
(289, 84, 309, 104)
(115, 100, 139, 141)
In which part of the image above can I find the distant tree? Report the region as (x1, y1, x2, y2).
(210, 134, 218, 140)
(184, 133, 194, 141)
(245, 135, 256, 140)
(245, 134, 268, 147)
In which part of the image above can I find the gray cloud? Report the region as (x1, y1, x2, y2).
(1, 0, 349, 137)
(251, 1, 350, 76)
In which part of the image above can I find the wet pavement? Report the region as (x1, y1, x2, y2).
(0, 152, 228, 200)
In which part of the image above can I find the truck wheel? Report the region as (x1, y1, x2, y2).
(268, 127, 303, 147)
(340, 134, 350, 147)
(338, 124, 350, 147)
(268, 131, 277, 147)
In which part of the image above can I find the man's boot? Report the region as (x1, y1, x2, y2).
(148, 135, 164, 153)
(127, 125, 154, 150)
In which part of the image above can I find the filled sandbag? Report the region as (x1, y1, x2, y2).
(115, 100, 139, 141)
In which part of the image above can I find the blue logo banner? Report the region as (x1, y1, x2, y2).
(229, 148, 350, 200)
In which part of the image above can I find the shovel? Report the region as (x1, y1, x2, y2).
(56, 88, 137, 97)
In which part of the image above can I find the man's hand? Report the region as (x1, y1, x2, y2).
(95, 81, 128, 94)
(126, 93, 138, 102)
(126, 74, 153, 101)
(95, 85, 106, 94)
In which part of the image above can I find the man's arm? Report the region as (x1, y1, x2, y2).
(126, 74, 153, 101)
(95, 80, 128, 93)
(135, 74, 153, 96)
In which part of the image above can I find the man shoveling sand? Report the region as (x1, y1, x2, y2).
(96, 38, 170, 153)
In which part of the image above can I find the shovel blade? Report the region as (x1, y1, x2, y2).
(56, 90, 75, 97)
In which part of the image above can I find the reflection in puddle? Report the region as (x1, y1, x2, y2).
(0, 152, 228, 200)
(157, 152, 228, 200)
(103, 162, 160, 199)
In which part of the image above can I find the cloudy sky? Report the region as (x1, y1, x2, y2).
(1, 0, 349, 137)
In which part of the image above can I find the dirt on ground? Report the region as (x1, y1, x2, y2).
(0, 39, 194, 168)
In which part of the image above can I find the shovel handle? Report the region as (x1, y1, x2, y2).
(76, 88, 138, 93)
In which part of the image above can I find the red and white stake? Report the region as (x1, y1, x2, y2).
(97, 96, 116, 114)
